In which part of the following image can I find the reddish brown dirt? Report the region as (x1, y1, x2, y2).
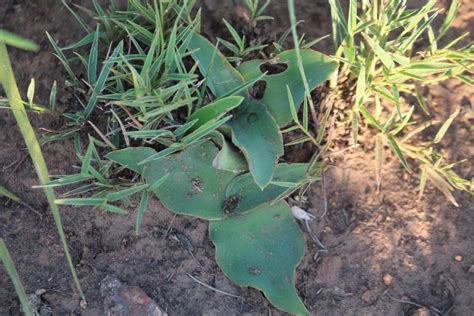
(1, 1, 473, 315)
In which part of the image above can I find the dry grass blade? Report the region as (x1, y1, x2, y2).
(186, 273, 244, 299)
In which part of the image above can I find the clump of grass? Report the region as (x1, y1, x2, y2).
(42, 1, 212, 232)
(323, 0, 473, 204)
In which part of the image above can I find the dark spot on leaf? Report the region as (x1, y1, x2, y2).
(259, 61, 288, 75)
(248, 266, 261, 275)
(274, 214, 281, 220)
(249, 80, 266, 99)
(222, 195, 241, 214)
(246, 112, 258, 124)
(191, 177, 203, 192)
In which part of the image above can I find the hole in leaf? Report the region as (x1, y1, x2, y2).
(259, 61, 288, 74)
(222, 195, 241, 214)
(249, 80, 267, 99)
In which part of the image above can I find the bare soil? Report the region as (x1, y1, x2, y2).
(1, 1, 473, 315)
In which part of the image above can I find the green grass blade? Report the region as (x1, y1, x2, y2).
(434, 108, 460, 143)
(45, 32, 78, 83)
(87, 25, 100, 84)
(106, 184, 149, 201)
(438, 0, 459, 40)
(362, 33, 394, 69)
(49, 81, 57, 111)
(0, 186, 21, 202)
(84, 41, 123, 118)
(0, 239, 33, 316)
(387, 136, 411, 173)
(0, 29, 39, 51)
(101, 203, 128, 215)
(55, 198, 106, 206)
(135, 190, 149, 235)
(0, 42, 85, 302)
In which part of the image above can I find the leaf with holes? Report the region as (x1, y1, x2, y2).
(188, 34, 283, 188)
(210, 201, 309, 315)
(238, 50, 337, 126)
(224, 163, 308, 213)
(143, 141, 235, 220)
(188, 33, 245, 97)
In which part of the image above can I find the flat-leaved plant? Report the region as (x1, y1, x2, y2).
(43, 0, 336, 314)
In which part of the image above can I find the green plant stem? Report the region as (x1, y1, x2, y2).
(0, 238, 33, 316)
(288, 0, 319, 129)
(0, 42, 85, 302)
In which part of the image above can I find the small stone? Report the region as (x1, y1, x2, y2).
(413, 307, 431, 316)
(100, 274, 167, 316)
(383, 273, 393, 286)
(35, 289, 47, 296)
(468, 265, 474, 273)
(80, 299, 88, 309)
(454, 255, 463, 262)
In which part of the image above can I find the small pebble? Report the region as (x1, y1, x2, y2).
(80, 299, 87, 309)
(383, 273, 393, 286)
(454, 255, 463, 262)
(468, 265, 474, 273)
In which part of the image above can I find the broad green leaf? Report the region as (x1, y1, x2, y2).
(107, 147, 156, 173)
(238, 50, 337, 126)
(143, 141, 235, 220)
(210, 201, 308, 315)
(228, 100, 283, 188)
(224, 163, 308, 213)
(187, 96, 244, 131)
(188, 33, 245, 97)
(210, 132, 248, 173)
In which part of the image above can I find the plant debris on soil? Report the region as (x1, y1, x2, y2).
(1, 0, 473, 315)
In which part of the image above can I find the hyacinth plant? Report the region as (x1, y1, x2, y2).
(34, 0, 337, 314)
